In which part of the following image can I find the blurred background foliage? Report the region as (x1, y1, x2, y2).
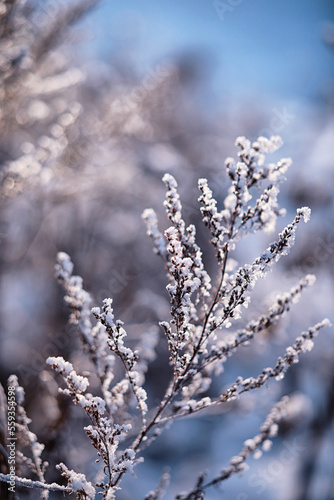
(0, 1, 333, 499)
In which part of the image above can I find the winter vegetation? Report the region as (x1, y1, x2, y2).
(1, 132, 330, 499)
(0, 1, 334, 500)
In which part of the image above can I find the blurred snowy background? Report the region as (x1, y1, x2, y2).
(0, 0, 334, 499)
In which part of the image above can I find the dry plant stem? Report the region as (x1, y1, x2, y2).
(158, 320, 329, 425)
(177, 167, 245, 385)
(7, 375, 50, 499)
(111, 137, 326, 494)
(176, 221, 236, 391)
(115, 240, 244, 489)
(177, 246, 228, 387)
(134, 381, 175, 449)
(145, 468, 171, 500)
(116, 345, 147, 429)
(131, 248, 230, 455)
(176, 397, 289, 500)
(3, 133, 331, 499)
(111, 382, 175, 488)
(199, 275, 315, 373)
(0, 473, 73, 494)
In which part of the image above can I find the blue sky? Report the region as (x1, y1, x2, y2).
(84, 0, 334, 103)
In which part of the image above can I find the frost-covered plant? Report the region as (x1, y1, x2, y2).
(0, 135, 331, 499)
(0, 0, 98, 199)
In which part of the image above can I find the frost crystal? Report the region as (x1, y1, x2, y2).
(297, 206, 311, 223)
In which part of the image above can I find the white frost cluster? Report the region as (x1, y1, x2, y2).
(142, 208, 166, 257)
(198, 178, 227, 262)
(92, 299, 136, 363)
(55, 252, 96, 351)
(55, 253, 116, 411)
(56, 463, 95, 500)
(163, 174, 211, 299)
(163, 173, 185, 232)
(46, 356, 89, 394)
(297, 206, 311, 223)
(252, 135, 283, 153)
(164, 226, 201, 350)
(197, 135, 294, 274)
(93, 298, 149, 419)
